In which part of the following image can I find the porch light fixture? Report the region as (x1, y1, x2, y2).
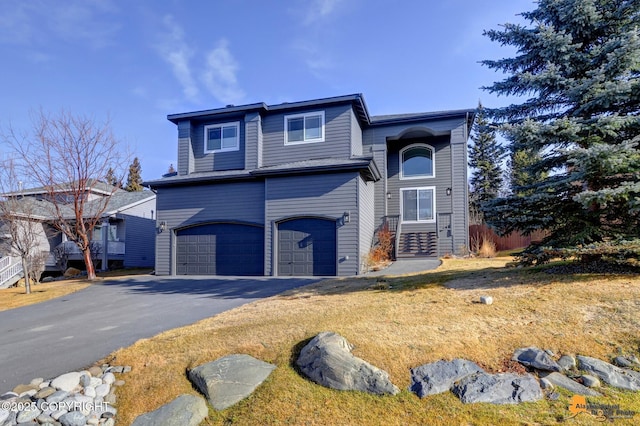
(446, 187, 452, 196)
(158, 221, 167, 233)
(386, 191, 391, 199)
(343, 211, 350, 223)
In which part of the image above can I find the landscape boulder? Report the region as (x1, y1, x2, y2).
(131, 394, 208, 426)
(539, 372, 601, 396)
(452, 372, 543, 404)
(410, 359, 484, 397)
(296, 331, 400, 395)
(512, 347, 561, 372)
(577, 355, 640, 391)
(188, 354, 276, 410)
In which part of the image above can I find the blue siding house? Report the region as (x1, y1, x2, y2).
(146, 94, 474, 277)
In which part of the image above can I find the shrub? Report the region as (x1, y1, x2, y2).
(471, 231, 496, 258)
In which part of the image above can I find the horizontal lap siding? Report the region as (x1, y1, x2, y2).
(265, 173, 359, 276)
(191, 120, 245, 172)
(262, 104, 352, 166)
(177, 120, 194, 175)
(155, 182, 265, 275)
(358, 176, 375, 273)
(351, 109, 362, 156)
(118, 198, 157, 268)
(244, 112, 261, 169)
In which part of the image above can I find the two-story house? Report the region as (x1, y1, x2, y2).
(145, 94, 474, 277)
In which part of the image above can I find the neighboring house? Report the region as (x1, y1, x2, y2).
(0, 182, 156, 288)
(145, 94, 474, 277)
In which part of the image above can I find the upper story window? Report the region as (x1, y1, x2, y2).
(284, 111, 325, 145)
(204, 122, 240, 153)
(400, 144, 434, 179)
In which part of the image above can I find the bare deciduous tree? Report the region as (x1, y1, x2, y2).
(3, 109, 128, 280)
(0, 160, 43, 294)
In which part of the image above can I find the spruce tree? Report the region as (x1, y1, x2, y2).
(468, 101, 506, 223)
(104, 167, 122, 188)
(481, 0, 640, 262)
(125, 157, 143, 192)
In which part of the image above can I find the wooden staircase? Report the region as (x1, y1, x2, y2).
(396, 231, 438, 258)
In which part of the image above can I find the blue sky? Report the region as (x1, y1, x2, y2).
(0, 0, 533, 180)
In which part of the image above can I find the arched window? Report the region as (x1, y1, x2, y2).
(400, 144, 434, 179)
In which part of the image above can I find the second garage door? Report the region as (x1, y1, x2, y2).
(277, 218, 337, 276)
(176, 223, 264, 275)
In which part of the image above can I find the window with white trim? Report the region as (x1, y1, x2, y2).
(401, 187, 436, 222)
(284, 111, 325, 144)
(400, 144, 434, 179)
(204, 122, 240, 153)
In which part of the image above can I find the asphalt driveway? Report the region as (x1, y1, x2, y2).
(0, 275, 320, 393)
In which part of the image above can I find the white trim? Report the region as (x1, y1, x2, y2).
(399, 143, 435, 180)
(204, 121, 240, 154)
(284, 111, 325, 145)
(400, 186, 436, 223)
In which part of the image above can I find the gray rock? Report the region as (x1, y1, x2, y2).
(46, 390, 69, 403)
(59, 411, 87, 426)
(123, 366, 132, 373)
(88, 366, 103, 377)
(409, 359, 484, 397)
(79, 374, 91, 388)
(629, 355, 640, 365)
(189, 354, 277, 410)
(0, 409, 10, 424)
(539, 372, 601, 396)
(581, 375, 601, 388)
(131, 394, 208, 426)
(540, 378, 553, 390)
(558, 355, 576, 371)
(36, 413, 56, 423)
(452, 372, 543, 404)
(296, 332, 400, 396)
(83, 386, 96, 398)
(1, 410, 17, 426)
(512, 347, 561, 372)
(613, 356, 633, 368)
(104, 418, 115, 426)
(0, 392, 17, 401)
(17, 407, 41, 423)
(577, 355, 640, 391)
(29, 378, 44, 387)
(51, 372, 81, 392)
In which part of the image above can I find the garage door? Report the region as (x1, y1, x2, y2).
(176, 223, 264, 275)
(277, 218, 337, 276)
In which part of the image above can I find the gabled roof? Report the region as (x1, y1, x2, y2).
(1, 190, 155, 221)
(5, 180, 121, 197)
(371, 109, 476, 130)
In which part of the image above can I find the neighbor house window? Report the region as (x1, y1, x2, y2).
(400, 144, 434, 179)
(204, 122, 240, 153)
(284, 111, 325, 144)
(401, 187, 436, 222)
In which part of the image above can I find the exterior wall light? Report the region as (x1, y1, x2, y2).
(343, 211, 350, 223)
(158, 221, 167, 233)
(387, 192, 391, 199)
(446, 187, 452, 196)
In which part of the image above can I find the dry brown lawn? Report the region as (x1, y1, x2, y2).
(0, 269, 152, 311)
(110, 258, 640, 425)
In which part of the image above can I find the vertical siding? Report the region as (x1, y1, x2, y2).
(244, 112, 261, 170)
(450, 123, 469, 254)
(191, 120, 245, 172)
(363, 127, 388, 227)
(265, 172, 359, 276)
(358, 176, 375, 274)
(177, 120, 194, 176)
(155, 181, 265, 275)
(262, 104, 352, 166)
(350, 109, 363, 156)
(122, 215, 155, 267)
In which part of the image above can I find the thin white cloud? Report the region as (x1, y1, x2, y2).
(201, 39, 245, 105)
(156, 15, 199, 102)
(303, 0, 342, 25)
(0, 0, 120, 49)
